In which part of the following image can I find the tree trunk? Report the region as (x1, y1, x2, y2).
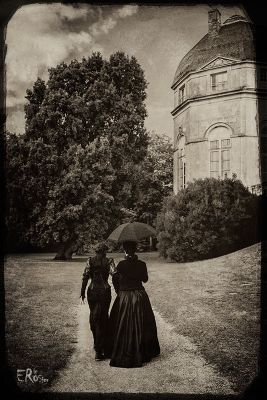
(75, 246, 84, 256)
(64, 244, 75, 260)
(54, 244, 65, 260)
(54, 241, 76, 260)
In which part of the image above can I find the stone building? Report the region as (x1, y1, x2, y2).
(172, 9, 267, 194)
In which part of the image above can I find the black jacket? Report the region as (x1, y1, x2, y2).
(80, 255, 114, 298)
(112, 255, 148, 292)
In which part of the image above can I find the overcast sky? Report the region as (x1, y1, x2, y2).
(6, 2, 246, 138)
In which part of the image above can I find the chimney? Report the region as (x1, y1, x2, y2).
(208, 9, 221, 37)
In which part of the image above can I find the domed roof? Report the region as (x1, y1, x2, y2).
(172, 16, 256, 88)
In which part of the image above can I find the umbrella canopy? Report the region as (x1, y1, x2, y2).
(107, 222, 156, 243)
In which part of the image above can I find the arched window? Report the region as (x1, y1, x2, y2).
(260, 124, 267, 185)
(177, 135, 186, 189)
(208, 126, 231, 178)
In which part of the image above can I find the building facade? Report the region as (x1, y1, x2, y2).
(172, 9, 267, 194)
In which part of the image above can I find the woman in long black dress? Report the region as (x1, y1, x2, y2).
(80, 242, 114, 360)
(109, 240, 160, 368)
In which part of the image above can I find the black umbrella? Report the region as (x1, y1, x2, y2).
(107, 222, 156, 243)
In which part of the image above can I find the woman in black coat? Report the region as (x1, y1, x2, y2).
(80, 242, 114, 360)
(108, 240, 160, 368)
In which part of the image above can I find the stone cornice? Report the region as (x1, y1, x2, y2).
(171, 60, 267, 91)
(171, 88, 267, 116)
(173, 134, 259, 151)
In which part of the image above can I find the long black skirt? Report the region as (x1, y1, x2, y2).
(87, 287, 111, 354)
(108, 289, 160, 368)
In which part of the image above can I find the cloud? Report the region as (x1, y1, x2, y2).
(116, 5, 139, 18)
(145, 103, 173, 138)
(6, 107, 26, 134)
(6, 4, 94, 108)
(54, 3, 94, 21)
(6, 3, 139, 131)
(91, 16, 117, 36)
(90, 5, 138, 36)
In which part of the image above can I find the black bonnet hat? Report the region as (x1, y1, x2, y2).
(95, 242, 108, 254)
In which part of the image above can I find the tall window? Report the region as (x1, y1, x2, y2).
(209, 127, 231, 178)
(177, 136, 186, 189)
(178, 148, 186, 189)
(174, 89, 178, 108)
(179, 85, 185, 104)
(260, 125, 267, 184)
(210, 141, 219, 177)
(211, 71, 227, 91)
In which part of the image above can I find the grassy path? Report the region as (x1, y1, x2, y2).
(4, 244, 260, 393)
(48, 301, 234, 394)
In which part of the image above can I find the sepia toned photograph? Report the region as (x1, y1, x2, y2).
(2, 0, 266, 398)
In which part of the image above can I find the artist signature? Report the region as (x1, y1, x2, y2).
(17, 368, 49, 384)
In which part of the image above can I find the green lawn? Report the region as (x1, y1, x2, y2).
(4, 244, 261, 392)
(4, 254, 87, 391)
(144, 243, 261, 392)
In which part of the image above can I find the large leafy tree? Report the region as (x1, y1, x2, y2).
(25, 53, 148, 156)
(6, 52, 149, 259)
(5, 132, 31, 250)
(108, 132, 173, 252)
(133, 132, 173, 226)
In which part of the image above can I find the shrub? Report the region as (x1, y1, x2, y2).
(156, 178, 260, 262)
